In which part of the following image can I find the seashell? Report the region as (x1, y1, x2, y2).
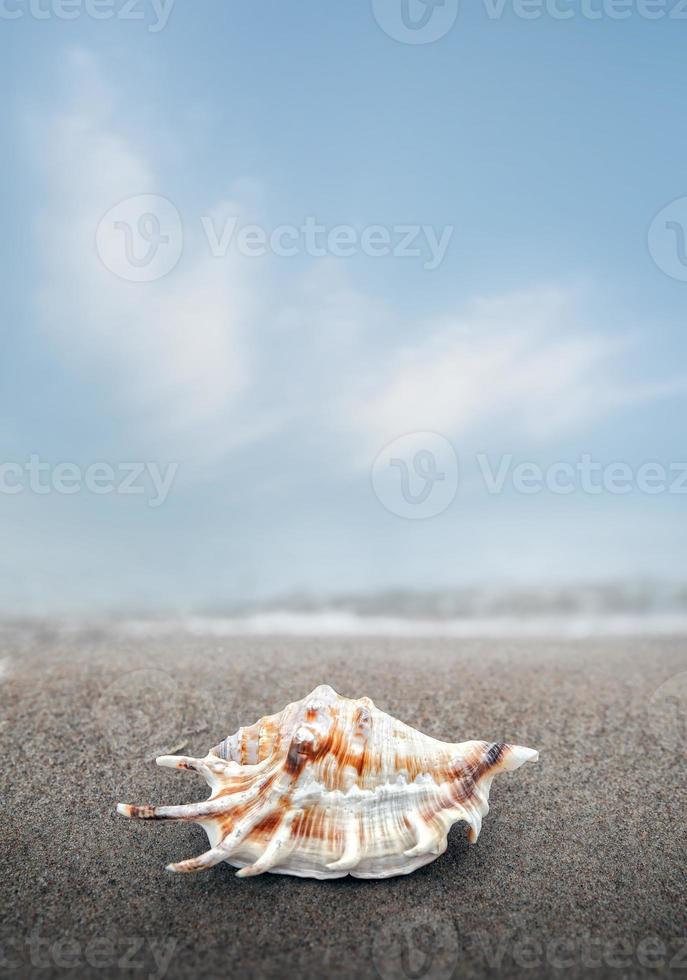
(117, 684, 538, 880)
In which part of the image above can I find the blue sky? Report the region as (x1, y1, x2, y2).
(1, 2, 686, 613)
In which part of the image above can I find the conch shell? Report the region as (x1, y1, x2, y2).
(117, 685, 538, 879)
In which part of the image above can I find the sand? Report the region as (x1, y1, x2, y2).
(1, 626, 685, 979)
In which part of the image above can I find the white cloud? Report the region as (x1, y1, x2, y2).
(348, 286, 683, 456)
(29, 51, 687, 476)
(32, 49, 261, 461)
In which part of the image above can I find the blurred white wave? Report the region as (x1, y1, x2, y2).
(120, 610, 687, 639)
(122, 581, 687, 637)
(5, 582, 687, 638)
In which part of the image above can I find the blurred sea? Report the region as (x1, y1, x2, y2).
(111, 582, 687, 638)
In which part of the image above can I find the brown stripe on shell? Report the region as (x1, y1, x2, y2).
(247, 810, 284, 840)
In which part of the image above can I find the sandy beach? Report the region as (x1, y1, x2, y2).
(1, 625, 685, 979)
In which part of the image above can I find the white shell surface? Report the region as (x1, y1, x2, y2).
(118, 684, 538, 879)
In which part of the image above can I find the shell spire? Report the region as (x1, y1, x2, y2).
(117, 684, 538, 879)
